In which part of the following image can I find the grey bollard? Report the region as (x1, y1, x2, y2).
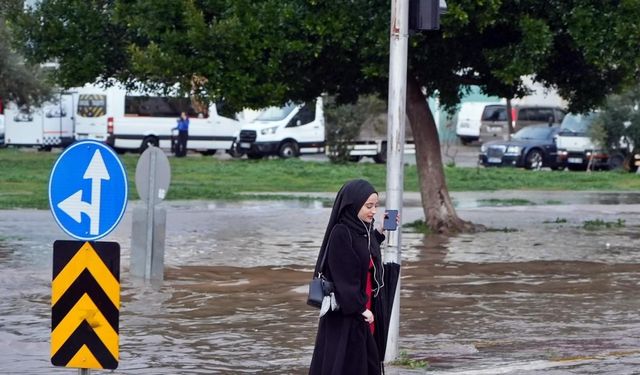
(130, 146, 171, 282)
(130, 205, 166, 281)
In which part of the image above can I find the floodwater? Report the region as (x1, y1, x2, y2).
(1, 192, 640, 374)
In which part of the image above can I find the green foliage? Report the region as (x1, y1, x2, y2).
(13, 0, 640, 113)
(582, 218, 626, 230)
(590, 85, 640, 154)
(325, 95, 386, 164)
(390, 351, 429, 369)
(477, 198, 534, 207)
(543, 217, 568, 224)
(402, 219, 432, 234)
(0, 2, 52, 106)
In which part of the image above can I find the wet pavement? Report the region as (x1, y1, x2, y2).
(1, 191, 640, 374)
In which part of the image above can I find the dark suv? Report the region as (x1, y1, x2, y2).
(479, 105, 566, 142)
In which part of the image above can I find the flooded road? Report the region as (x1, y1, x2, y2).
(1, 192, 640, 374)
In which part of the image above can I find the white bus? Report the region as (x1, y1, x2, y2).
(74, 84, 242, 155)
(4, 92, 75, 150)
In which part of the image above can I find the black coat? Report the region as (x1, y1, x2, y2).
(309, 223, 386, 375)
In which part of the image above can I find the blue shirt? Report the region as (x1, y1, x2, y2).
(177, 117, 189, 131)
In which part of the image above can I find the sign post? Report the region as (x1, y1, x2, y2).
(130, 146, 171, 282)
(48, 140, 128, 372)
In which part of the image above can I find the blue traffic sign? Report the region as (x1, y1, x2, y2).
(49, 140, 128, 241)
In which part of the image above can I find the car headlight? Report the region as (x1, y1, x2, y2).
(505, 145, 521, 155)
(480, 144, 487, 153)
(260, 126, 278, 135)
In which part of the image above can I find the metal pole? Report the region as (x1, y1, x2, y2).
(79, 369, 90, 375)
(384, 0, 409, 362)
(144, 147, 157, 280)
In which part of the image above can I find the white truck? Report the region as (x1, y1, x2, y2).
(74, 84, 242, 155)
(336, 116, 415, 164)
(236, 98, 325, 159)
(556, 112, 628, 171)
(3, 92, 75, 150)
(0, 100, 4, 145)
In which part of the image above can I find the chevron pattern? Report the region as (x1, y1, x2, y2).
(51, 241, 120, 370)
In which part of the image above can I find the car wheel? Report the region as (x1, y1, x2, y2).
(607, 153, 625, 170)
(348, 156, 362, 163)
(247, 152, 263, 160)
(226, 141, 245, 159)
(525, 149, 544, 170)
(278, 141, 299, 159)
(140, 136, 159, 153)
(373, 143, 387, 164)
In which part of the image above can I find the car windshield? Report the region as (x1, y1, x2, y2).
(254, 103, 297, 121)
(560, 113, 595, 134)
(513, 126, 554, 140)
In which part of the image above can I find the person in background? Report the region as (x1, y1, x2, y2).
(174, 111, 189, 157)
(309, 179, 391, 375)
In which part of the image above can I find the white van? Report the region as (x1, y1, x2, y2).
(455, 102, 500, 145)
(0, 100, 4, 145)
(74, 84, 242, 155)
(236, 98, 325, 159)
(4, 92, 75, 149)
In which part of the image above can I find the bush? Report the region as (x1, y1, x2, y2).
(324, 95, 386, 164)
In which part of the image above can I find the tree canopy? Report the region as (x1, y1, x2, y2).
(12, 1, 640, 111)
(10, 0, 640, 231)
(0, 1, 51, 105)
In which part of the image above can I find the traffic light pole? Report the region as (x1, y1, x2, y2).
(384, 0, 409, 362)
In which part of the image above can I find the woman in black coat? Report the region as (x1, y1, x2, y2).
(309, 179, 388, 375)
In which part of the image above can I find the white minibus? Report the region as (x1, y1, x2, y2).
(74, 84, 242, 155)
(4, 92, 75, 150)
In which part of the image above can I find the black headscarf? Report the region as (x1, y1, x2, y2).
(313, 179, 377, 275)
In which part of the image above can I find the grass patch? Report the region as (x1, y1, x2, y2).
(543, 217, 568, 224)
(2, 148, 640, 209)
(477, 198, 535, 207)
(583, 218, 626, 230)
(389, 351, 429, 369)
(544, 200, 563, 205)
(402, 219, 432, 234)
(486, 227, 519, 232)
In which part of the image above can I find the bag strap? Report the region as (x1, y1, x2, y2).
(318, 227, 353, 276)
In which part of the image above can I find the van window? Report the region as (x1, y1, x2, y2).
(255, 103, 297, 121)
(124, 96, 208, 118)
(482, 106, 506, 121)
(519, 108, 554, 122)
(77, 94, 107, 118)
(287, 102, 316, 127)
(13, 107, 34, 122)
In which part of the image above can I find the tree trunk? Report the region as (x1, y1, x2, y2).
(406, 76, 475, 234)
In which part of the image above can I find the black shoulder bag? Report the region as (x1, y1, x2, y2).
(306, 247, 335, 308)
(307, 229, 353, 308)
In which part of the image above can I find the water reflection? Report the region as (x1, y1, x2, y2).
(1, 198, 640, 374)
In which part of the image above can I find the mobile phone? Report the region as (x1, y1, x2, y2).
(383, 210, 398, 231)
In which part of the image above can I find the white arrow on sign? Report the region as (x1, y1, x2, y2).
(57, 149, 111, 235)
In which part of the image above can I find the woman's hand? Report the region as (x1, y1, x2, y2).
(362, 309, 374, 324)
(376, 211, 400, 234)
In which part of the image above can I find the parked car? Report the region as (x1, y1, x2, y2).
(556, 112, 630, 171)
(479, 124, 564, 170)
(479, 104, 566, 142)
(455, 102, 501, 145)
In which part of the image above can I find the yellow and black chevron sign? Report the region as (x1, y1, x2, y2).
(77, 94, 106, 118)
(51, 240, 120, 370)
